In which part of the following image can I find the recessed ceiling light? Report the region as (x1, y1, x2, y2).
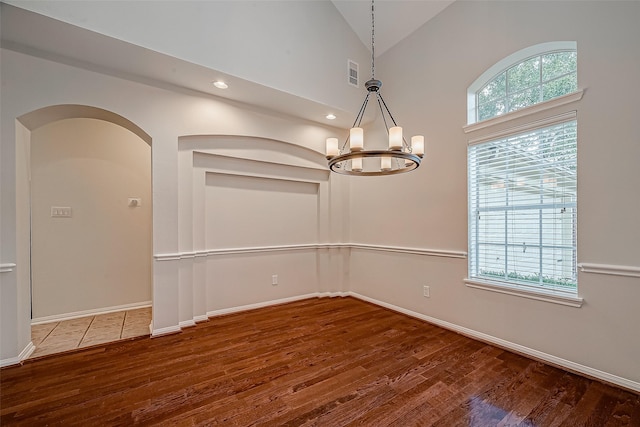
(212, 81, 228, 89)
(326, 114, 336, 120)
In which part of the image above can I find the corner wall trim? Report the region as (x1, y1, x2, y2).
(0, 341, 35, 368)
(0, 263, 17, 273)
(348, 292, 640, 394)
(31, 301, 152, 325)
(578, 263, 640, 278)
(154, 243, 467, 261)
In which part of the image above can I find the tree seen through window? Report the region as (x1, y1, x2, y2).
(477, 51, 577, 122)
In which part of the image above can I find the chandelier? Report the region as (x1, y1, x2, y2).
(326, 0, 424, 176)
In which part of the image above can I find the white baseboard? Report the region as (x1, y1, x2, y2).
(153, 291, 341, 335)
(317, 291, 351, 298)
(31, 301, 152, 325)
(206, 293, 321, 318)
(0, 341, 35, 368)
(151, 325, 181, 337)
(153, 293, 342, 337)
(348, 292, 640, 394)
(179, 320, 196, 328)
(193, 315, 209, 323)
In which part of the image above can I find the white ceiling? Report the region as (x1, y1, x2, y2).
(332, 0, 455, 57)
(1, 2, 454, 129)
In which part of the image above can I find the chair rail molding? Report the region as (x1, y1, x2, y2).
(0, 263, 17, 273)
(349, 243, 467, 259)
(578, 263, 640, 278)
(154, 243, 467, 261)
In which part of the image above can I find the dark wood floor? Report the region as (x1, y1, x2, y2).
(1, 297, 638, 426)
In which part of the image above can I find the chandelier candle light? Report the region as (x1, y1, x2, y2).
(326, 0, 425, 176)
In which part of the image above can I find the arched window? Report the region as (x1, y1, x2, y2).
(467, 42, 578, 124)
(464, 42, 583, 307)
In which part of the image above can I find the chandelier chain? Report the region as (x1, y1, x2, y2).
(371, 0, 375, 79)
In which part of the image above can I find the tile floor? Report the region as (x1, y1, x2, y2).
(30, 307, 152, 359)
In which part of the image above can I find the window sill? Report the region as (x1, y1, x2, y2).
(464, 278, 583, 308)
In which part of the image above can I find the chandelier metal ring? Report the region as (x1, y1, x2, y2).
(328, 151, 421, 176)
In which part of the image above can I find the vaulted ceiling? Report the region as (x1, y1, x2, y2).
(1, 1, 454, 128)
(332, 1, 455, 57)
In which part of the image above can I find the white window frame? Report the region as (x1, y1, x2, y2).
(464, 42, 584, 307)
(467, 41, 578, 126)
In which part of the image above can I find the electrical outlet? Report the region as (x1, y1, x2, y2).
(272, 274, 278, 286)
(423, 285, 430, 298)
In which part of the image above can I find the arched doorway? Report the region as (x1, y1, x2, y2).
(16, 105, 153, 357)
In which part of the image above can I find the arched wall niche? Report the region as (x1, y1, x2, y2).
(173, 133, 339, 330)
(14, 103, 153, 347)
(178, 134, 327, 170)
(18, 104, 152, 145)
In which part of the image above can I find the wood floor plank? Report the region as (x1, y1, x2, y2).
(1, 296, 638, 426)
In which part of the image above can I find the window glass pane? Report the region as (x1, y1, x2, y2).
(478, 99, 506, 121)
(507, 56, 540, 92)
(478, 244, 505, 278)
(478, 73, 506, 104)
(541, 247, 576, 288)
(507, 87, 540, 112)
(472, 48, 577, 123)
(543, 75, 577, 101)
(542, 51, 577, 81)
(468, 120, 578, 293)
(506, 209, 539, 247)
(506, 246, 541, 284)
(478, 211, 505, 244)
(541, 206, 574, 247)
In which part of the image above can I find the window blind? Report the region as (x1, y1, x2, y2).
(468, 120, 577, 293)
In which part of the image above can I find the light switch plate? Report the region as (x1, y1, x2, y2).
(51, 207, 72, 218)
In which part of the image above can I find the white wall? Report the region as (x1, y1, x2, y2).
(30, 118, 152, 319)
(349, 1, 640, 387)
(205, 174, 318, 249)
(174, 134, 337, 328)
(0, 47, 346, 361)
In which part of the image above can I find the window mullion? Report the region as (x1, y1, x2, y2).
(471, 151, 480, 278)
(505, 69, 510, 113)
(539, 175, 543, 286)
(538, 55, 544, 104)
(504, 162, 509, 281)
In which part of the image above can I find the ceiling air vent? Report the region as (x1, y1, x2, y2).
(348, 60, 359, 88)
